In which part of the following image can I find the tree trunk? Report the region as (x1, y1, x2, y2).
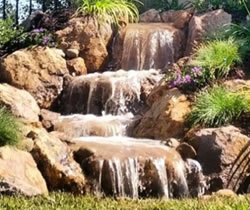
(15, 0, 19, 25)
(42, 0, 46, 12)
(3, 0, 6, 19)
(29, 0, 32, 15)
(54, 0, 58, 11)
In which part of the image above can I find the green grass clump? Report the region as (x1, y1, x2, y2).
(188, 86, 249, 128)
(75, 0, 140, 26)
(191, 39, 241, 78)
(0, 107, 21, 146)
(0, 193, 249, 210)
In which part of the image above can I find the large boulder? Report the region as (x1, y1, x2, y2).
(0, 146, 48, 196)
(186, 126, 250, 193)
(139, 9, 161, 23)
(69, 136, 204, 198)
(29, 127, 86, 194)
(0, 83, 40, 123)
(161, 10, 193, 29)
(112, 23, 185, 70)
(185, 9, 231, 55)
(56, 17, 113, 72)
(0, 47, 68, 109)
(133, 88, 191, 140)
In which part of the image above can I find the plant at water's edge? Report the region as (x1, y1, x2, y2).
(0, 107, 21, 146)
(187, 86, 249, 128)
(75, 0, 140, 27)
(190, 38, 242, 79)
(165, 66, 212, 90)
(0, 18, 23, 49)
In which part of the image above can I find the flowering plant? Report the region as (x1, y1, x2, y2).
(165, 66, 212, 90)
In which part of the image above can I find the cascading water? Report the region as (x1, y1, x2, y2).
(112, 23, 185, 70)
(56, 23, 204, 199)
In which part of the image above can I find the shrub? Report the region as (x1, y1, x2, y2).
(187, 86, 249, 127)
(0, 18, 23, 48)
(191, 39, 242, 78)
(152, 0, 190, 11)
(0, 107, 21, 146)
(165, 66, 212, 90)
(75, 0, 140, 26)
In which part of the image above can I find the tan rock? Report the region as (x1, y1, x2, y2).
(139, 9, 161, 23)
(0, 83, 40, 123)
(185, 9, 231, 55)
(30, 127, 86, 194)
(161, 10, 193, 29)
(0, 146, 48, 196)
(0, 47, 68, 109)
(133, 88, 191, 140)
(56, 17, 112, 72)
(66, 48, 79, 59)
(214, 189, 237, 198)
(67, 57, 87, 76)
(187, 126, 250, 193)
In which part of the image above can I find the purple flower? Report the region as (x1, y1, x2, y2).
(31, 28, 44, 34)
(183, 74, 192, 84)
(42, 36, 51, 46)
(192, 67, 203, 77)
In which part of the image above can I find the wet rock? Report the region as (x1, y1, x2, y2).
(185, 9, 231, 55)
(113, 23, 185, 70)
(0, 47, 68, 109)
(59, 70, 162, 115)
(0, 146, 48, 196)
(161, 10, 193, 29)
(67, 57, 87, 76)
(139, 9, 161, 23)
(133, 88, 191, 140)
(40, 109, 61, 131)
(30, 127, 86, 194)
(69, 136, 191, 198)
(0, 83, 40, 123)
(186, 126, 250, 193)
(56, 17, 113, 72)
(66, 48, 79, 59)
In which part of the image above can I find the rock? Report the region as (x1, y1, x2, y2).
(186, 126, 250, 193)
(185, 9, 231, 55)
(40, 109, 61, 131)
(0, 146, 48, 196)
(139, 9, 161, 23)
(66, 48, 79, 59)
(56, 17, 113, 72)
(69, 136, 198, 198)
(224, 80, 250, 91)
(214, 189, 237, 198)
(176, 143, 197, 160)
(161, 10, 193, 29)
(133, 88, 191, 140)
(30, 127, 86, 194)
(0, 47, 69, 109)
(112, 23, 185, 70)
(59, 70, 162, 115)
(67, 57, 87, 76)
(0, 83, 40, 123)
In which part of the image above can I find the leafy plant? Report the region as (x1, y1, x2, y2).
(187, 86, 249, 127)
(191, 38, 241, 78)
(166, 66, 211, 90)
(0, 107, 21, 146)
(75, 0, 140, 26)
(0, 18, 23, 48)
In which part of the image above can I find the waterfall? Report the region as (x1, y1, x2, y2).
(112, 23, 185, 70)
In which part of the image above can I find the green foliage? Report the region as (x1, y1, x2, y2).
(188, 86, 249, 127)
(75, 0, 140, 26)
(191, 39, 241, 78)
(152, 0, 190, 11)
(0, 193, 249, 210)
(0, 107, 21, 146)
(0, 18, 23, 48)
